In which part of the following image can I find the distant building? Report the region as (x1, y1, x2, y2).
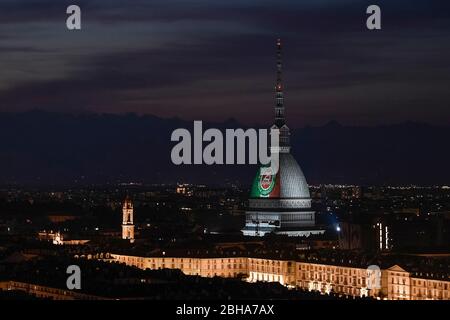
(338, 222, 365, 250)
(375, 220, 391, 251)
(338, 219, 391, 251)
(242, 39, 323, 237)
(122, 197, 135, 243)
(389, 213, 449, 250)
(0, 281, 105, 300)
(176, 184, 193, 196)
(37, 231, 89, 246)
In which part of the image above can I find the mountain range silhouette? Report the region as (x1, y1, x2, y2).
(0, 110, 449, 186)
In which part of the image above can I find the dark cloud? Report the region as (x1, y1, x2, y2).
(0, 0, 450, 125)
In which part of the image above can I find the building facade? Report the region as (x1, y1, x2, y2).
(109, 253, 450, 300)
(0, 281, 104, 300)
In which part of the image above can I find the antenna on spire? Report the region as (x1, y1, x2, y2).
(273, 38, 290, 152)
(276, 38, 282, 92)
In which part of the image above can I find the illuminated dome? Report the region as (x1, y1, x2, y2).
(249, 153, 310, 201)
(243, 150, 316, 236)
(242, 39, 323, 237)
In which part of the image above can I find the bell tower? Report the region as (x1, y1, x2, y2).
(122, 196, 135, 243)
(272, 38, 290, 153)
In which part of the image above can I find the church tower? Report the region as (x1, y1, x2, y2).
(122, 197, 135, 243)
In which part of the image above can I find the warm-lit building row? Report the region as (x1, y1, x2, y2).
(108, 253, 450, 300)
(0, 281, 105, 300)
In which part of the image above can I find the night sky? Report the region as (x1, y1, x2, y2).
(1, 0, 450, 127)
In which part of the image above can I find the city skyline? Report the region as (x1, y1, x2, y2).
(2, 184, 450, 301)
(1, 1, 450, 306)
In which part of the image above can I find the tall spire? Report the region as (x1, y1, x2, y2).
(275, 38, 285, 127)
(273, 38, 290, 152)
(122, 197, 135, 243)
